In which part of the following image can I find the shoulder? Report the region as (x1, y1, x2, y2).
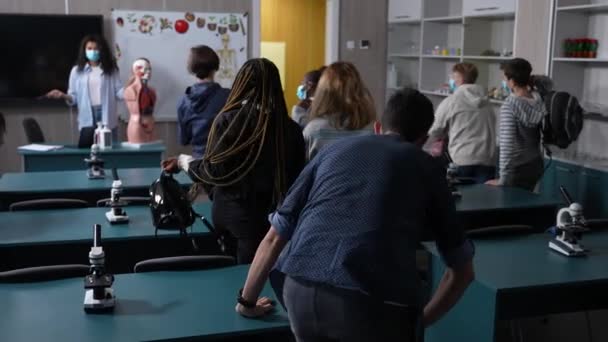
(303, 117, 331, 135)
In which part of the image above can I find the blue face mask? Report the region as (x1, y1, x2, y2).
(86, 50, 101, 62)
(448, 78, 457, 92)
(501, 80, 511, 95)
(296, 85, 307, 100)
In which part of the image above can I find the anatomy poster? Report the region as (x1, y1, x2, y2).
(112, 9, 248, 119)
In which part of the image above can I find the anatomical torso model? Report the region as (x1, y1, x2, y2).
(125, 58, 157, 143)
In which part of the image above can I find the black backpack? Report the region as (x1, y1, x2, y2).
(541, 91, 584, 149)
(149, 172, 226, 253)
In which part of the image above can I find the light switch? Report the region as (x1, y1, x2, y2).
(346, 40, 355, 50)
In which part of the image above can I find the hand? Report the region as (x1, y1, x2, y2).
(485, 179, 500, 186)
(161, 158, 179, 173)
(235, 297, 275, 318)
(46, 89, 66, 99)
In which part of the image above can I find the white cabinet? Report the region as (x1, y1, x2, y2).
(388, 0, 422, 22)
(463, 0, 515, 17)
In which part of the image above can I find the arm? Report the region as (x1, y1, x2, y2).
(65, 67, 78, 105)
(236, 227, 288, 317)
(177, 98, 192, 146)
(496, 103, 517, 185)
(428, 97, 450, 140)
(424, 160, 475, 325)
(114, 72, 125, 100)
(423, 259, 474, 326)
(236, 159, 318, 317)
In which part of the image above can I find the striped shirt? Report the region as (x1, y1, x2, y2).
(303, 116, 373, 160)
(498, 92, 546, 185)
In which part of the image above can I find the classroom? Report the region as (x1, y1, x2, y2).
(0, 0, 607, 341)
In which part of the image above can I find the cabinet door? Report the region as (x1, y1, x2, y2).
(553, 161, 581, 205)
(463, 0, 515, 17)
(388, 0, 422, 22)
(579, 168, 608, 219)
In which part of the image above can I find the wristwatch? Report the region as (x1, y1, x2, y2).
(237, 288, 256, 308)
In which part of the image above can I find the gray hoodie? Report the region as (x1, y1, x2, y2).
(429, 84, 497, 166)
(498, 92, 546, 187)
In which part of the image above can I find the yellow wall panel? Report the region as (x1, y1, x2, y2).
(261, 0, 326, 112)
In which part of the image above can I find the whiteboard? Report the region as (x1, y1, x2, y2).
(112, 9, 248, 120)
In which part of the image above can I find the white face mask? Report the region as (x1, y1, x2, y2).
(133, 59, 152, 81)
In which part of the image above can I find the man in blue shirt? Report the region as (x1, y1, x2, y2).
(235, 88, 475, 341)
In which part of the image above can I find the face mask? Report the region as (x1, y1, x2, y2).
(501, 80, 511, 95)
(448, 78, 457, 92)
(296, 85, 307, 100)
(86, 50, 101, 62)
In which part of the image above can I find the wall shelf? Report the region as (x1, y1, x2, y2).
(421, 54, 462, 59)
(556, 3, 608, 14)
(463, 55, 512, 60)
(420, 90, 450, 97)
(553, 57, 608, 63)
(387, 0, 516, 108)
(389, 53, 421, 59)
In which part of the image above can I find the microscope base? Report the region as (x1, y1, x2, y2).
(84, 288, 115, 313)
(106, 211, 129, 224)
(548, 237, 586, 257)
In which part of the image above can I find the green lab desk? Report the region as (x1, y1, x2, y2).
(19, 144, 165, 172)
(0, 168, 192, 210)
(0, 265, 290, 342)
(453, 184, 560, 232)
(0, 203, 216, 273)
(424, 231, 608, 341)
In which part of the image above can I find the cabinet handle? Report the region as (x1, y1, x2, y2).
(395, 15, 411, 19)
(555, 166, 574, 173)
(474, 7, 499, 11)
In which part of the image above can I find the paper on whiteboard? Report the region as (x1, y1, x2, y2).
(112, 10, 248, 120)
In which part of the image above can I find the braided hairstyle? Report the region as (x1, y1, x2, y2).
(193, 58, 290, 205)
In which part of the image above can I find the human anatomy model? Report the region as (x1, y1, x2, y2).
(125, 58, 157, 143)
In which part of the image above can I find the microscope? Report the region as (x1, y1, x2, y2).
(84, 224, 115, 313)
(548, 186, 589, 257)
(84, 144, 105, 179)
(105, 168, 129, 224)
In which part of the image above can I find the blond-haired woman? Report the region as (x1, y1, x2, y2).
(303, 62, 376, 160)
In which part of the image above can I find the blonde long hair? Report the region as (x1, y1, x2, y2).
(309, 62, 376, 130)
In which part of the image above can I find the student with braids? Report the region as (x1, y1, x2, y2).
(163, 58, 306, 264)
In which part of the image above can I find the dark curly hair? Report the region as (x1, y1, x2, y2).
(76, 34, 118, 75)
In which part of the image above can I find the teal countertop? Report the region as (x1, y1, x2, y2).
(18, 144, 165, 155)
(424, 230, 608, 291)
(0, 265, 289, 342)
(0, 168, 192, 194)
(0, 203, 211, 247)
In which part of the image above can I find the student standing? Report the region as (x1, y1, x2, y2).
(177, 45, 230, 158)
(291, 67, 324, 129)
(234, 88, 475, 341)
(486, 58, 546, 191)
(303, 62, 376, 160)
(428, 62, 497, 183)
(163, 58, 306, 264)
(47, 35, 123, 144)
